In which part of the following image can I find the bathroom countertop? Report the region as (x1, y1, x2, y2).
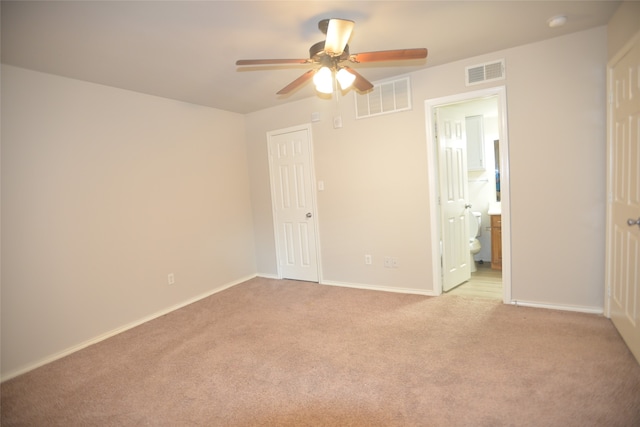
(488, 202, 501, 216)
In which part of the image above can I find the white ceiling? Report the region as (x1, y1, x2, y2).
(1, 1, 621, 114)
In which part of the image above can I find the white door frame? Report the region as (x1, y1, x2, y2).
(425, 86, 512, 303)
(266, 123, 322, 282)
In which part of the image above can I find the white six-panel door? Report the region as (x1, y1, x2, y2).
(607, 34, 640, 363)
(268, 126, 319, 282)
(437, 106, 471, 291)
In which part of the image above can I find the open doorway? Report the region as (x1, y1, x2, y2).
(425, 87, 511, 303)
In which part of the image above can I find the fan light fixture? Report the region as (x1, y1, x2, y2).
(313, 66, 334, 93)
(337, 68, 356, 90)
(313, 66, 356, 94)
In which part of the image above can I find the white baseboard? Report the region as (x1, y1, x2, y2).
(321, 279, 437, 296)
(510, 300, 604, 315)
(256, 273, 280, 280)
(1, 274, 256, 383)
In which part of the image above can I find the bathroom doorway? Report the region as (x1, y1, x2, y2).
(425, 87, 511, 303)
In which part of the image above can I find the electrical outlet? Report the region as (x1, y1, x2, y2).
(384, 257, 399, 268)
(365, 254, 372, 265)
(168, 273, 175, 285)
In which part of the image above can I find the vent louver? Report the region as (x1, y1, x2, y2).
(465, 60, 505, 86)
(356, 76, 412, 119)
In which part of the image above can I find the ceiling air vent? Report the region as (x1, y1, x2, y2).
(356, 76, 412, 119)
(465, 60, 505, 86)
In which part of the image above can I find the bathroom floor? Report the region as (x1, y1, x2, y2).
(447, 262, 502, 300)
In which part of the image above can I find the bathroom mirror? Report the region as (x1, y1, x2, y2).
(494, 139, 501, 201)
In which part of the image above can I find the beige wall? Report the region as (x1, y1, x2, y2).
(608, 1, 640, 59)
(496, 28, 606, 307)
(246, 90, 432, 292)
(246, 26, 608, 308)
(1, 65, 256, 378)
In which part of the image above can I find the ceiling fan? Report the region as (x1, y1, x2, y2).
(236, 18, 428, 95)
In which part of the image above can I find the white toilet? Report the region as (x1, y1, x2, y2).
(469, 211, 482, 272)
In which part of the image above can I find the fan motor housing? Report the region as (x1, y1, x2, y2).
(310, 41, 350, 62)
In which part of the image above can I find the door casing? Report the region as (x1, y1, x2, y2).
(425, 86, 512, 302)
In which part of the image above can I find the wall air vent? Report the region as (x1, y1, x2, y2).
(355, 76, 412, 119)
(465, 60, 505, 86)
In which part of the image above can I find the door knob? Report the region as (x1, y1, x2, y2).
(306, 212, 312, 218)
(628, 217, 640, 228)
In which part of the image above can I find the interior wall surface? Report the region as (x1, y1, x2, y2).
(607, 1, 640, 58)
(246, 91, 432, 292)
(246, 26, 608, 309)
(499, 27, 606, 308)
(1, 65, 256, 378)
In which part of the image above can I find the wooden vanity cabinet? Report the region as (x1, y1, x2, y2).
(491, 215, 502, 271)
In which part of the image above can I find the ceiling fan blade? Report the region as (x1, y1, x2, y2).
(276, 70, 315, 95)
(349, 48, 428, 63)
(236, 58, 310, 66)
(324, 18, 355, 56)
(343, 67, 373, 92)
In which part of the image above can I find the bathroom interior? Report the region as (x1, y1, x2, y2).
(450, 95, 503, 298)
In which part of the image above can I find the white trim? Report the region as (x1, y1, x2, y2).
(1, 274, 256, 383)
(321, 280, 437, 297)
(266, 123, 323, 283)
(424, 86, 512, 304)
(604, 56, 614, 319)
(256, 273, 280, 280)
(425, 110, 443, 297)
(511, 300, 604, 315)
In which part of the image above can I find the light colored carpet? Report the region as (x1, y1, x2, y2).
(2, 277, 639, 426)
